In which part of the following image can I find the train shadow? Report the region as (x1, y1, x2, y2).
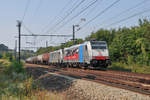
(25, 67, 74, 92)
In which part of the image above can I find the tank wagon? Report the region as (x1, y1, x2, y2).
(26, 41, 111, 69)
(32, 56, 38, 64)
(42, 53, 50, 65)
(37, 55, 43, 64)
(26, 57, 32, 63)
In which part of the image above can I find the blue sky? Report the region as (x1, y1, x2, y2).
(0, 0, 149, 51)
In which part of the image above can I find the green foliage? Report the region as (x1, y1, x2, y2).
(3, 60, 24, 75)
(10, 60, 24, 74)
(0, 58, 41, 100)
(0, 71, 36, 99)
(0, 54, 24, 74)
(110, 19, 150, 65)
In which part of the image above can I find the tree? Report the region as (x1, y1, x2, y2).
(0, 44, 8, 51)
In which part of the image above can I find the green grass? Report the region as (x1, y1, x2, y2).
(108, 62, 150, 74)
(0, 59, 67, 100)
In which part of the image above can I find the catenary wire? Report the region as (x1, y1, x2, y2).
(38, 0, 76, 47)
(52, 0, 99, 33)
(100, 0, 149, 25)
(78, 0, 121, 32)
(46, 0, 86, 34)
(39, 0, 85, 46)
(33, 0, 43, 17)
(22, 23, 34, 34)
(84, 0, 102, 17)
(22, 0, 31, 22)
(41, 0, 74, 33)
(104, 8, 150, 28)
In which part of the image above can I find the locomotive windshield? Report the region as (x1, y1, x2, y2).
(91, 41, 107, 49)
(92, 46, 106, 49)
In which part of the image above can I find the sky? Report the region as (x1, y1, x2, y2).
(0, 0, 149, 51)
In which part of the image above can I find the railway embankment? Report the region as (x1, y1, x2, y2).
(25, 64, 150, 100)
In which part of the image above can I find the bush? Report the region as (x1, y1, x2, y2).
(11, 60, 24, 73)
(4, 60, 24, 74)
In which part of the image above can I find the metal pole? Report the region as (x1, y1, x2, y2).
(17, 21, 22, 63)
(46, 41, 48, 48)
(73, 25, 75, 45)
(15, 40, 17, 60)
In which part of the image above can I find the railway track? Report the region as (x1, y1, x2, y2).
(25, 64, 150, 96)
(62, 68, 150, 84)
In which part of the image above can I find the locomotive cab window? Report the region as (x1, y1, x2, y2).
(92, 46, 106, 49)
(90, 41, 106, 45)
(91, 41, 107, 49)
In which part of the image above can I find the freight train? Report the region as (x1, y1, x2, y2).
(26, 41, 111, 69)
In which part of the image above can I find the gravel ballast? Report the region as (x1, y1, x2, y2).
(66, 79, 150, 100)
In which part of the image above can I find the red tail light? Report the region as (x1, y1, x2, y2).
(93, 56, 109, 60)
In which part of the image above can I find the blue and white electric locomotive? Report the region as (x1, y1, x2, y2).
(60, 40, 110, 68)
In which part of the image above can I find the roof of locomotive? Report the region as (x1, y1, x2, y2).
(64, 42, 87, 50)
